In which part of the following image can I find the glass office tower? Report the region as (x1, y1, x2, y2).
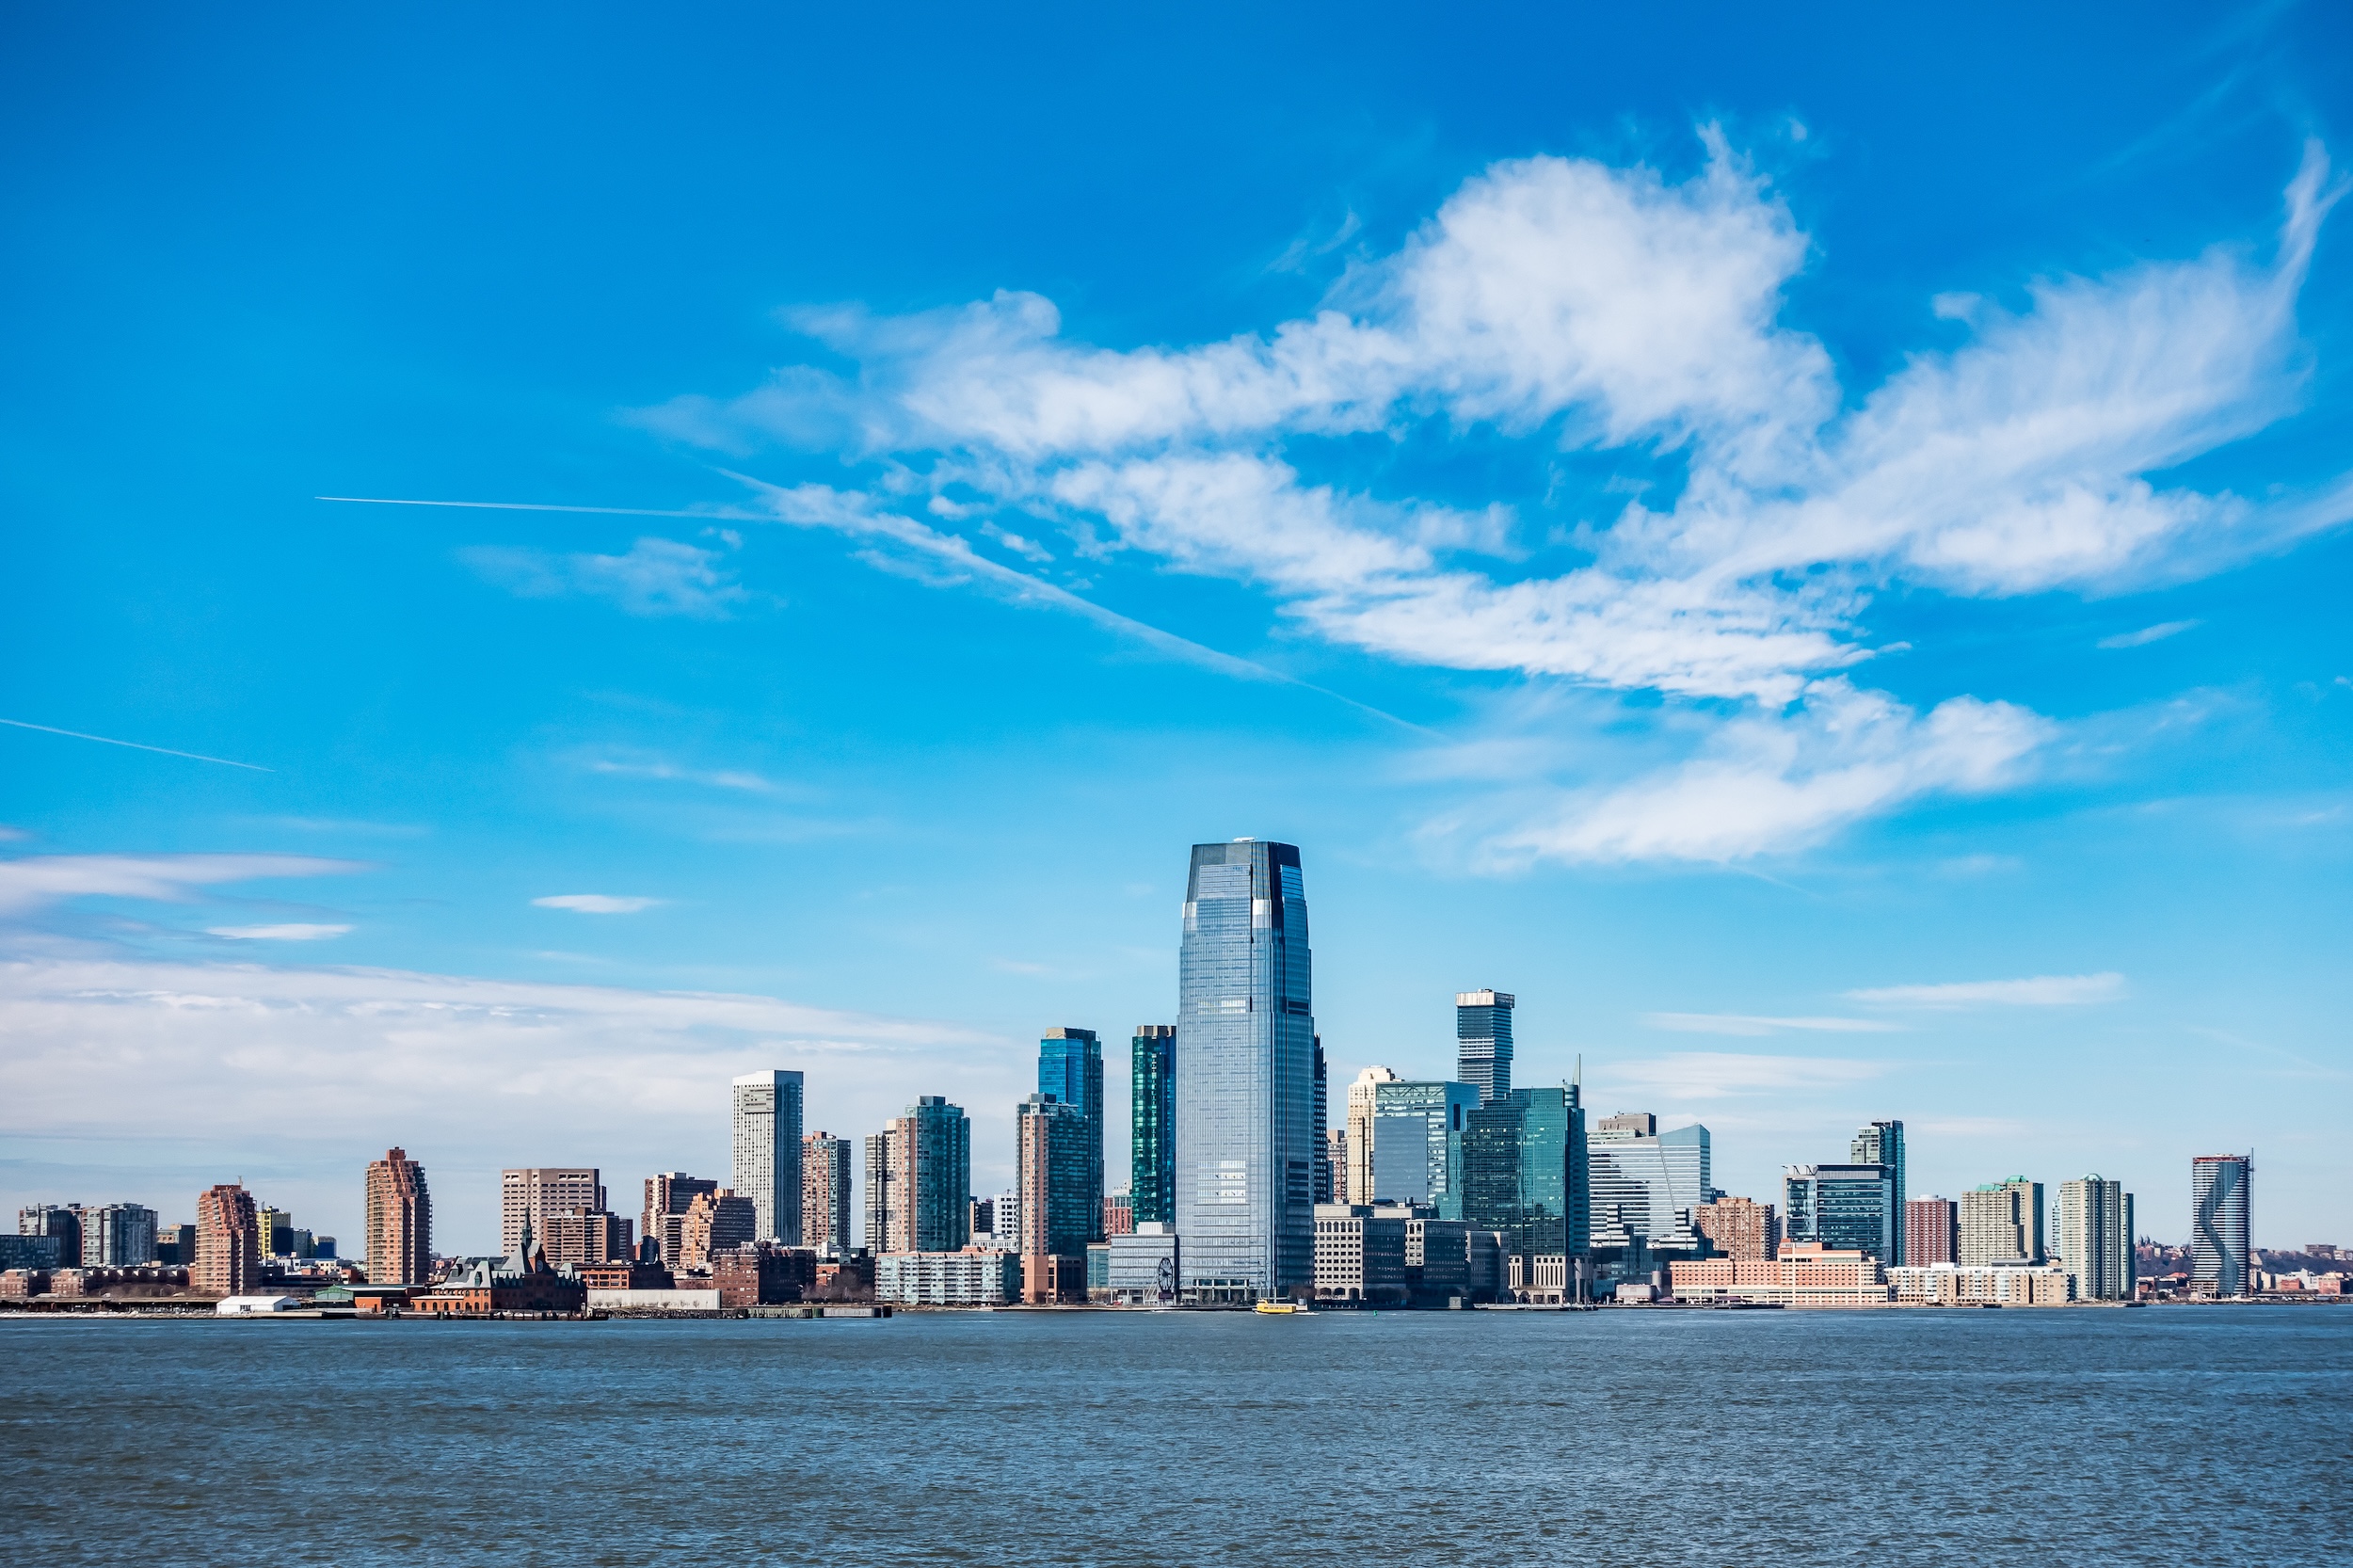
(1175, 839, 1316, 1303)
(1039, 1027, 1105, 1242)
(1131, 1025, 1176, 1226)
(1850, 1120, 1906, 1264)
(2191, 1155, 2251, 1297)
(1783, 1162, 1895, 1260)
(1588, 1121, 1711, 1247)
(1454, 990, 1515, 1103)
(1463, 1083, 1588, 1260)
(1370, 1080, 1482, 1219)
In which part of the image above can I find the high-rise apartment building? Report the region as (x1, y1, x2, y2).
(1038, 1030, 1104, 1243)
(1904, 1196, 1958, 1267)
(1462, 1083, 1588, 1263)
(195, 1183, 259, 1297)
(1851, 1121, 1906, 1264)
(1312, 1036, 1331, 1204)
(731, 1070, 805, 1245)
(1369, 1080, 1481, 1219)
(643, 1174, 718, 1269)
(1591, 1118, 1712, 1248)
(1783, 1163, 1896, 1260)
(1959, 1176, 2043, 1265)
(1455, 990, 1515, 1104)
(2057, 1176, 2135, 1302)
(541, 1208, 632, 1266)
(1343, 1066, 1400, 1206)
(1130, 1026, 1176, 1226)
(803, 1132, 853, 1256)
(78, 1203, 158, 1267)
(678, 1189, 758, 1272)
(1016, 1094, 1094, 1258)
(502, 1168, 603, 1258)
(868, 1097, 971, 1254)
(1691, 1195, 1778, 1262)
(863, 1127, 904, 1253)
(1175, 838, 1317, 1303)
(254, 1207, 294, 1257)
(19, 1204, 82, 1268)
(364, 1147, 432, 1286)
(2190, 1155, 2251, 1297)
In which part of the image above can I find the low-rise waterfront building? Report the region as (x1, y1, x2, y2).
(1105, 1224, 1179, 1304)
(1668, 1242, 1893, 1307)
(1887, 1262, 2072, 1306)
(1508, 1253, 1575, 1304)
(416, 1222, 587, 1316)
(876, 1247, 1023, 1306)
(712, 1241, 817, 1306)
(1312, 1203, 1409, 1305)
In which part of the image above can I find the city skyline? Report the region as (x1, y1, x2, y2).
(3, 8, 2348, 1253)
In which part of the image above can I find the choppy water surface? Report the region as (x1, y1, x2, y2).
(4, 1306, 2344, 1565)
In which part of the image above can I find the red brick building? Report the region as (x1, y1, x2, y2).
(363, 1147, 432, 1287)
(712, 1242, 817, 1306)
(195, 1184, 260, 1298)
(414, 1221, 586, 1317)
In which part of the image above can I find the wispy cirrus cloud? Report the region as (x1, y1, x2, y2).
(1845, 971, 2126, 1007)
(0, 854, 362, 915)
(461, 535, 748, 617)
(1596, 1050, 1890, 1100)
(206, 923, 351, 941)
(2098, 619, 2201, 649)
(532, 894, 663, 915)
(1643, 1012, 1899, 1036)
(628, 134, 2346, 863)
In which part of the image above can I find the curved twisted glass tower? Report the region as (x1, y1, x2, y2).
(1176, 839, 1315, 1303)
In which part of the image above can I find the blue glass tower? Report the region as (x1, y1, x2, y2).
(1175, 838, 1315, 1303)
(1038, 1027, 1105, 1241)
(1131, 1026, 1176, 1226)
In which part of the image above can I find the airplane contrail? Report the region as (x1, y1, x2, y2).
(319, 491, 1438, 737)
(0, 718, 273, 772)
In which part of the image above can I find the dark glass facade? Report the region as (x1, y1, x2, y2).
(1175, 839, 1316, 1301)
(1463, 1084, 1588, 1259)
(907, 1096, 971, 1252)
(1783, 1162, 1894, 1259)
(1370, 1080, 1481, 1219)
(1017, 1094, 1096, 1256)
(1130, 1026, 1176, 1227)
(1039, 1028, 1105, 1242)
(1454, 990, 1514, 1104)
(1312, 1035, 1331, 1204)
(1850, 1120, 1906, 1263)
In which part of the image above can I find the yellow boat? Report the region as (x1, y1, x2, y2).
(1254, 1299, 1309, 1314)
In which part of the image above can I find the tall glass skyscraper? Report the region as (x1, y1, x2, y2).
(1130, 1025, 1176, 1226)
(730, 1070, 804, 1245)
(1850, 1120, 1906, 1263)
(2191, 1154, 2251, 1297)
(1370, 1079, 1481, 1219)
(1463, 1083, 1587, 1260)
(1175, 838, 1315, 1303)
(1588, 1119, 1712, 1246)
(1038, 1027, 1105, 1241)
(1454, 990, 1514, 1103)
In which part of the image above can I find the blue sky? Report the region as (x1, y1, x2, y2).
(3, 5, 2347, 1254)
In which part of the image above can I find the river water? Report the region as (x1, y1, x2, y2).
(3, 1306, 2343, 1565)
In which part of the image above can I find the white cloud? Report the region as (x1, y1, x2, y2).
(586, 758, 781, 793)
(1596, 1050, 1889, 1100)
(1478, 680, 2050, 864)
(206, 924, 351, 941)
(1643, 1012, 1899, 1036)
(0, 955, 1015, 1250)
(0, 854, 361, 915)
(644, 135, 2348, 860)
(461, 536, 746, 617)
(1845, 971, 2126, 1007)
(532, 894, 663, 915)
(2098, 619, 2201, 649)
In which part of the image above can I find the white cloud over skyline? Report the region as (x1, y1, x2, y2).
(533, 894, 664, 914)
(639, 135, 2347, 863)
(1846, 971, 2128, 1007)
